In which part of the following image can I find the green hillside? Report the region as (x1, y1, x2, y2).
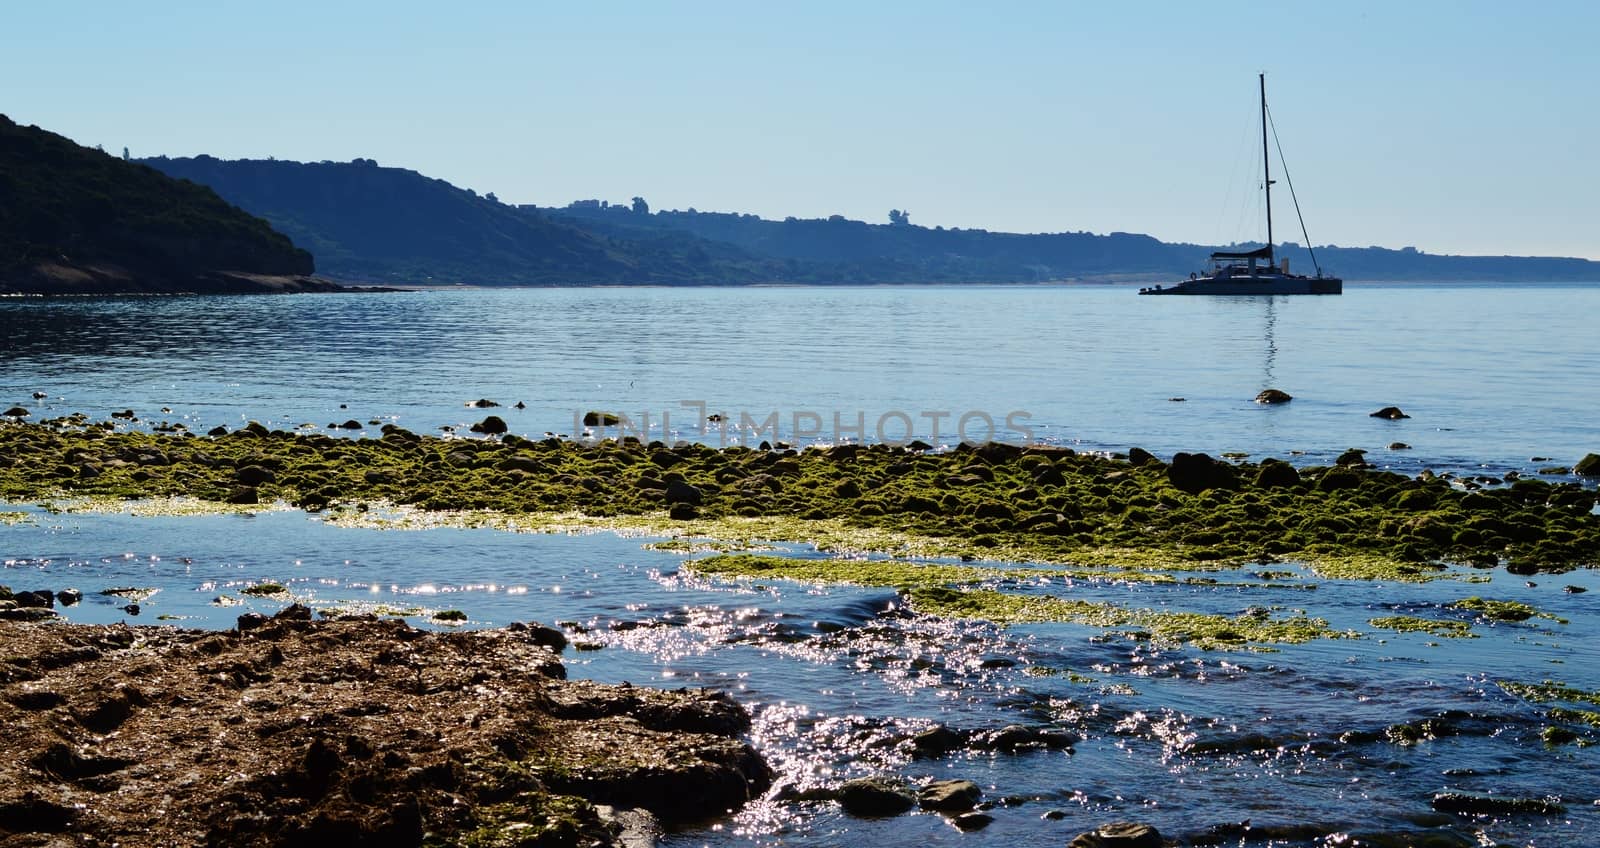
(140, 156, 775, 285)
(0, 115, 319, 294)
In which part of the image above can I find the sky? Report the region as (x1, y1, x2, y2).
(4, 1, 1597, 259)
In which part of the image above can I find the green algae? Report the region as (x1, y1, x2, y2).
(1498, 680, 1600, 707)
(1451, 597, 1568, 624)
(2, 419, 1596, 578)
(240, 582, 288, 597)
(688, 551, 1192, 587)
(0, 510, 32, 525)
(1368, 615, 1477, 638)
(906, 586, 1343, 650)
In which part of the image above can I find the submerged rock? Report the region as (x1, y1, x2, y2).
(919, 779, 982, 812)
(1255, 389, 1293, 404)
(835, 777, 917, 818)
(1431, 792, 1565, 816)
(1068, 822, 1164, 847)
(1370, 406, 1410, 419)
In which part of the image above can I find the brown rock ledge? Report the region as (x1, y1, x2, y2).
(0, 611, 769, 846)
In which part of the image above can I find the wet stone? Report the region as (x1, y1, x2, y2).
(1068, 821, 1164, 848)
(919, 778, 981, 812)
(835, 777, 917, 818)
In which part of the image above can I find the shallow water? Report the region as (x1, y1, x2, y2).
(3, 283, 1598, 845)
(3, 505, 1596, 846)
(3, 283, 1598, 477)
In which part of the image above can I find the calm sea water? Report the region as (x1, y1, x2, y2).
(3, 283, 1598, 846)
(2, 282, 1598, 474)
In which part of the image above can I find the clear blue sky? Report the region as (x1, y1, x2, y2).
(5, 1, 1596, 258)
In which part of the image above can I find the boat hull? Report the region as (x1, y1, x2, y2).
(1139, 276, 1341, 295)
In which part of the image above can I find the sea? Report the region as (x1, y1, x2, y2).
(2, 282, 1597, 846)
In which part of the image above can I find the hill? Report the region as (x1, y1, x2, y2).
(547, 203, 1600, 284)
(139, 157, 780, 285)
(132, 152, 1600, 286)
(0, 115, 328, 294)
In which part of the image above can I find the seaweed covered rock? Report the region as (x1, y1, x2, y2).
(1575, 453, 1600, 477)
(1168, 452, 1238, 494)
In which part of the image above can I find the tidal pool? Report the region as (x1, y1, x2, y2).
(3, 505, 1597, 847)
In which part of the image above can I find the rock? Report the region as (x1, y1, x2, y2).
(1127, 447, 1157, 467)
(237, 612, 270, 631)
(1254, 389, 1293, 404)
(276, 603, 314, 621)
(667, 502, 698, 520)
(1370, 406, 1410, 419)
(664, 479, 702, 505)
(1068, 822, 1164, 848)
(122, 603, 140, 616)
(911, 724, 966, 758)
(235, 465, 277, 485)
(1430, 792, 1565, 816)
(1565, 585, 1587, 594)
(510, 621, 568, 652)
(1335, 448, 1370, 467)
(1254, 458, 1301, 488)
(833, 480, 861, 498)
(1042, 809, 1068, 820)
(1575, 453, 1600, 476)
(226, 486, 260, 505)
(0, 607, 58, 622)
(583, 411, 621, 426)
(919, 779, 982, 812)
(974, 502, 1013, 521)
(953, 812, 995, 831)
(467, 398, 500, 408)
(14, 590, 54, 609)
(56, 589, 82, 606)
(1389, 442, 1411, 450)
(836, 777, 917, 818)
(207, 425, 228, 436)
(3, 406, 29, 417)
(1167, 452, 1238, 494)
(468, 415, 507, 435)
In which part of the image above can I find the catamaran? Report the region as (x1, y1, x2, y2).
(1140, 74, 1341, 296)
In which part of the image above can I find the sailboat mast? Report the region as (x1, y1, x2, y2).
(1260, 72, 1273, 264)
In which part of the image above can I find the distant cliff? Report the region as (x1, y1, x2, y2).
(0, 115, 328, 294)
(140, 156, 775, 285)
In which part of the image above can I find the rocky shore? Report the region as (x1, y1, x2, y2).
(0, 417, 1596, 576)
(0, 608, 769, 846)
